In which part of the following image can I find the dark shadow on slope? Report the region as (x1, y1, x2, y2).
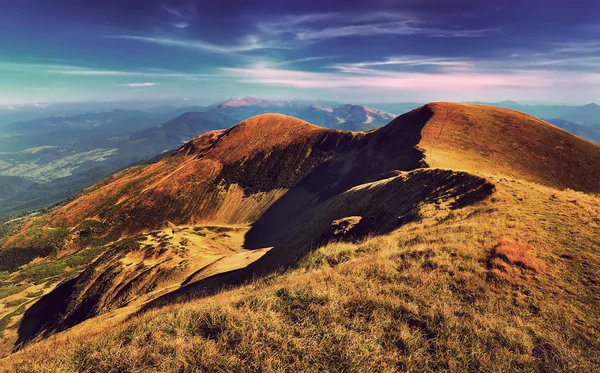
(243, 105, 433, 250)
(13, 278, 77, 351)
(15, 238, 142, 348)
(16, 105, 439, 347)
(140, 169, 495, 313)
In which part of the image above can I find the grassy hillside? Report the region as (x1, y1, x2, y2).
(2, 176, 599, 372)
(399, 103, 600, 193)
(1, 103, 599, 371)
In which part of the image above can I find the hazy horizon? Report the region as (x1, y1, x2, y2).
(1, 95, 598, 113)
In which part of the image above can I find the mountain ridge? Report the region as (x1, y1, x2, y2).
(1, 102, 600, 371)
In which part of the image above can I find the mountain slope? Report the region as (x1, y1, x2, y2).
(0, 99, 395, 218)
(2, 103, 600, 370)
(130, 111, 234, 146)
(4, 163, 600, 373)
(0, 176, 35, 200)
(408, 103, 600, 192)
(560, 103, 600, 125)
(5, 103, 600, 263)
(545, 118, 600, 144)
(0, 110, 237, 217)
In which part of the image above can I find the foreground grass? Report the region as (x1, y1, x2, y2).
(2, 177, 599, 372)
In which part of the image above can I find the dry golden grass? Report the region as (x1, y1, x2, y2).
(491, 240, 546, 272)
(2, 105, 600, 371)
(3, 177, 599, 372)
(418, 102, 600, 193)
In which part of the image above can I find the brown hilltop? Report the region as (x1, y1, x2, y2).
(46, 114, 362, 236)
(4, 102, 600, 363)
(5, 103, 600, 250)
(408, 102, 600, 192)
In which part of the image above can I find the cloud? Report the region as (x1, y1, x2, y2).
(0, 61, 217, 80)
(220, 63, 600, 93)
(163, 4, 196, 20)
(550, 41, 600, 54)
(109, 35, 285, 54)
(295, 22, 492, 40)
(270, 56, 335, 66)
(331, 56, 473, 74)
(259, 11, 495, 41)
(164, 6, 184, 18)
(113, 11, 493, 59)
(118, 82, 158, 87)
(173, 22, 189, 29)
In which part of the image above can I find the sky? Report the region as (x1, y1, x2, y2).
(1, 0, 600, 106)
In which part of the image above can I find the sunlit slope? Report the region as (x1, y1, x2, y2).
(3, 175, 599, 372)
(47, 114, 359, 234)
(3, 104, 599, 264)
(2, 103, 599, 362)
(401, 102, 600, 192)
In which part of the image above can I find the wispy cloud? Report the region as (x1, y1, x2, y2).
(259, 11, 495, 41)
(481, 42, 600, 72)
(114, 11, 493, 58)
(295, 22, 492, 40)
(118, 82, 158, 87)
(173, 22, 189, 29)
(109, 35, 285, 54)
(270, 56, 335, 66)
(164, 6, 184, 18)
(164, 3, 195, 29)
(549, 41, 600, 54)
(331, 56, 473, 74)
(0, 61, 216, 80)
(163, 5, 196, 20)
(220, 63, 600, 93)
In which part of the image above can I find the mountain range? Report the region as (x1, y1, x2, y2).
(0, 98, 398, 217)
(0, 103, 599, 372)
(0, 97, 598, 219)
(470, 101, 600, 126)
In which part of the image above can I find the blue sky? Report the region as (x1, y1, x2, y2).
(1, 0, 599, 106)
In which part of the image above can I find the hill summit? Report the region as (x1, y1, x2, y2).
(2, 103, 600, 372)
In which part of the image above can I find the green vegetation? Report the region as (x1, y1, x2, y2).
(3, 298, 27, 308)
(0, 219, 27, 246)
(74, 219, 120, 249)
(13, 245, 106, 284)
(0, 271, 10, 282)
(29, 225, 69, 252)
(25, 290, 44, 298)
(121, 174, 153, 193)
(0, 303, 29, 335)
(0, 217, 71, 272)
(0, 246, 55, 272)
(0, 285, 27, 300)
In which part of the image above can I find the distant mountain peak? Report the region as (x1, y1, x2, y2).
(309, 104, 333, 112)
(219, 96, 284, 107)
